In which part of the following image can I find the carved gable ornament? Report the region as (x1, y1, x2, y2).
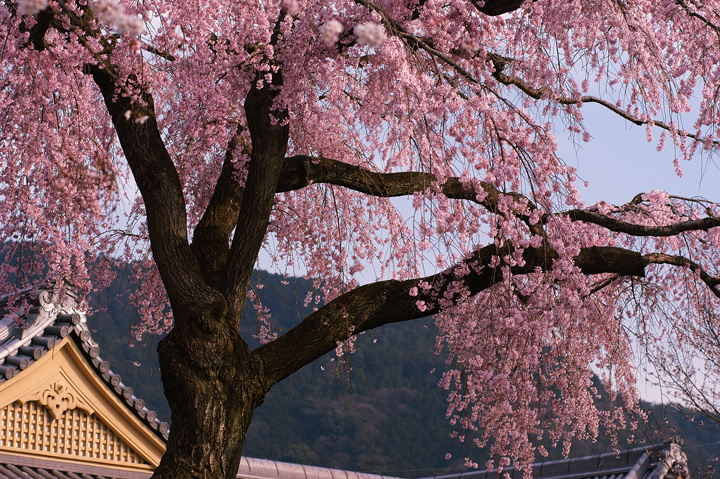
(29, 381, 94, 421)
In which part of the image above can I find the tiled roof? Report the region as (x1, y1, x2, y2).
(0, 452, 153, 479)
(419, 442, 690, 479)
(237, 457, 402, 479)
(0, 453, 402, 479)
(0, 287, 169, 441)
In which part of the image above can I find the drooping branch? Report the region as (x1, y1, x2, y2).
(355, 1, 480, 85)
(663, 0, 720, 39)
(353, 3, 718, 149)
(643, 252, 720, 298)
(487, 54, 720, 147)
(257, 241, 647, 384)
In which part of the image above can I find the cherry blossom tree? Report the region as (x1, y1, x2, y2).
(2, 0, 720, 477)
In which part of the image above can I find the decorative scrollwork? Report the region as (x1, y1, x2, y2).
(37, 382, 78, 420)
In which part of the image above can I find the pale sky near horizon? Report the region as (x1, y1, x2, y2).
(561, 106, 719, 205)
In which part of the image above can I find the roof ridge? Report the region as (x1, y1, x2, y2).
(416, 444, 679, 479)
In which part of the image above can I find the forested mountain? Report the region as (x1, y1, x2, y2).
(87, 269, 720, 478)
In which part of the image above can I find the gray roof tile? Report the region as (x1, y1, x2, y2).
(237, 457, 400, 479)
(0, 453, 153, 479)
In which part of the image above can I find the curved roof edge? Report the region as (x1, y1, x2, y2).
(417, 441, 690, 479)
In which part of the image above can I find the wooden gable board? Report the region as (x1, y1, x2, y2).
(0, 336, 165, 471)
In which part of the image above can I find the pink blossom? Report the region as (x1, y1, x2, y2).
(17, 0, 47, 16)
(91, 0, 144, 35)
(4, 0, 720, 472)
(319, 19, 343, 46)
(280, 0, 299, 15)
(354, 22, 386, 48)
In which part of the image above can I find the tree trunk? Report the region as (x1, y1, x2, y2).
(152, 315, 268, 479)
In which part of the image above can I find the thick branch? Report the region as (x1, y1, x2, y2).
(257, 242, 645, 384)
(222, 83, 289, 324)
(277, 156, 720, 241)
(407, 0, 527, 21)
(21, 0, 227, 328)
(568, 209, 720, 236)
(27, 8, 55, 51)
(192, 129, 248, 288)
(89, 66, 223, 325)
(277, 155, 535, 223)
(469, 0, 527, 16)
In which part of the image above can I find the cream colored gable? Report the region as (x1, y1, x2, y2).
(0, 337, 165, 471)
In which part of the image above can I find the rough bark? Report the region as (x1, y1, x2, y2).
(222, 83, 289, 324)
(89, 65, 258, 479)
(88, 65, 223, 325)
(155, 318, 268, 479)
(191, 131, 249, 289)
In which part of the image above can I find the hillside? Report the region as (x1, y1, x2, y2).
(87, 270, 720, 478)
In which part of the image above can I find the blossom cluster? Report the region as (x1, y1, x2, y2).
(353, 21, 386, 48)
(319, 19, 343, 46)
(91, 0, 144, 35)
(16, 0, 47, 16)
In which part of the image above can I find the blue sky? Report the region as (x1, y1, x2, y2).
(562, 106, 719, 205)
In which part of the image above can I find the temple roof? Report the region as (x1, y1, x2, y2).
(0, 287, 169, 441)
(0, 287, 402, 479)
(0, 451, 402, 479)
